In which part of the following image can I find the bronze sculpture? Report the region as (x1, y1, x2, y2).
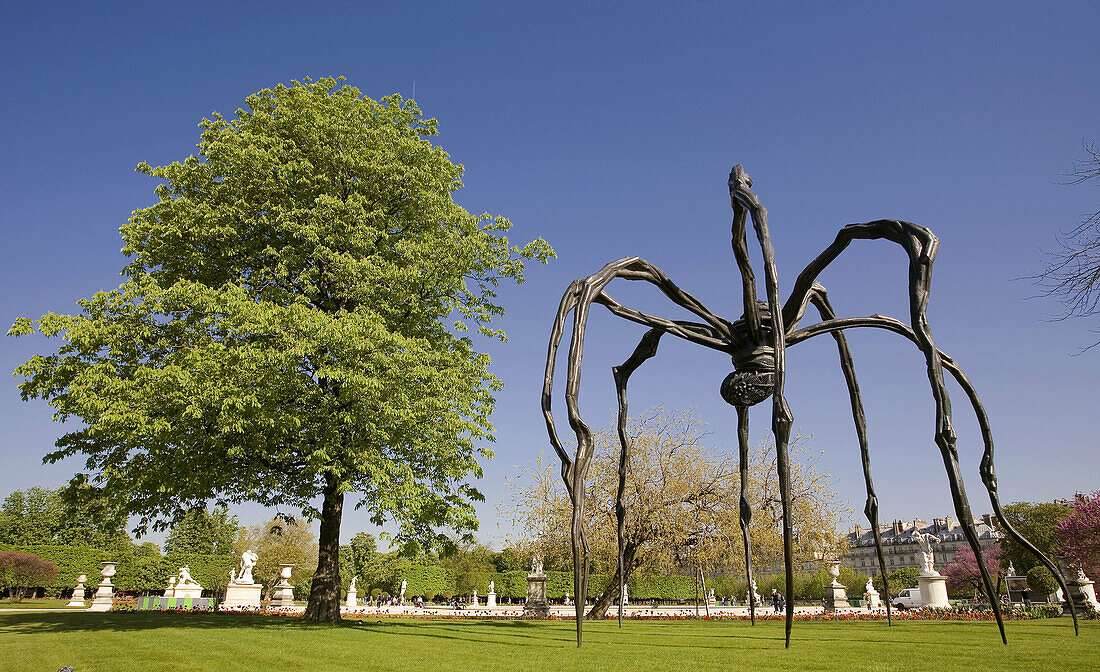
(542, 165, 1079, 648)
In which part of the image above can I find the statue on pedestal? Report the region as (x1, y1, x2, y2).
(223, 550, 263, 608)
(913, 528, 940, 575)
(345, 576, 358, 608)
(236, 550, 258, 584)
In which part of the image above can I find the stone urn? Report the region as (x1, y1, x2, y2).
(271, 564, 295, 607)
(823, 560, 850, 610)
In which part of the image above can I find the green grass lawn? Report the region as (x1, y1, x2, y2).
(0, 598, 78, 610)
(0, 613, 1093, 672)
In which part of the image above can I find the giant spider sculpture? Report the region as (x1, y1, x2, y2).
(542, 165, 1079, 648)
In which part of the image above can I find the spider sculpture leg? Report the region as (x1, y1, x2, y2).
(736, 404, 757, 625)
(543, 258, 735, 647)
(788, 314, 1080, 634)
(730, 166, 796, 647)
(785, 220, 1008, 643)
(786, 282, 894, 624)
(612, 327, 664, 628)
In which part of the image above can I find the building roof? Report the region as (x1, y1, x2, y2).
(846, 515, 1000, 548)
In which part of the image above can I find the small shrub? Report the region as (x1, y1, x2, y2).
(1026, 565, 1058, 595)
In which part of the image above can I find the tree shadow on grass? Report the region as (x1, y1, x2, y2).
(377, 620, 790, 651)
(0, 612, 959, 650)
(0, 612, 351, 634)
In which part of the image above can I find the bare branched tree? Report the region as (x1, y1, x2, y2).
(1036, 141, 1100, 342)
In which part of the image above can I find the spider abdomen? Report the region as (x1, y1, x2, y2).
(721, 368, 775, 407)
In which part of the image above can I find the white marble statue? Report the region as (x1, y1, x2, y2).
(1007, 562, 1016, 577)
(229, 568, 237, 583)
(913, 528, 940, 574)
(471, 589, 479, 606)
(399, 579, 408, 603)
(488, 580, 495, 593)
(177, 566, 199, 586)
(349, 576, 357, 592)
(531, 554, 544, 575)
(237, 549, 258, 584)
(865, 577, 875, 594)
(622, 583, 629, 605)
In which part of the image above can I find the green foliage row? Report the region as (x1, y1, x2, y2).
(628, 573, 697, 600)
(0, 545, 235, 594)
(106, 553, 235, 593)
(0, 545, 106, 592)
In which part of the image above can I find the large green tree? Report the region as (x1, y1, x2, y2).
(10, 77, 552, 621)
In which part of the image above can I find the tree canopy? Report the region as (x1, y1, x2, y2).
(0, 487, 129, 551)
(164, 507, 241, 556)
(1036, 141, 1100, 341)
(997, 501, 1071, 575)
(10, 77, 553, 620)
(945, 542, 1002, 596)
(1055, 490, 1100, 579)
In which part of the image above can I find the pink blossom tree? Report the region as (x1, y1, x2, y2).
(945, 542, 1002, 597)
(1056, 491, 1100, 579)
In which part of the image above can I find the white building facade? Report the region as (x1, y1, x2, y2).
(842, 515, 1000, 574)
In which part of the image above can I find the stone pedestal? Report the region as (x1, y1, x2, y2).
(523, 573, 549, 618)
(345, 588, 358, 608)
(87, 562, 117, 612)
(66, 574, 88, 608)
(270, 564, 295, 608)
(824, 581, 850, 610)
(88, 582, 115, 611)
(863, 589, 881, 610)
(1006, 574, 1028, 604)
(487, 591, 497, 608)
(1064, 573, 1100, 615)
(174, 584, 203, 599)
(917, 572, 951, 609)
(223, 582, 263, 608)
(270, 583, 295, 607)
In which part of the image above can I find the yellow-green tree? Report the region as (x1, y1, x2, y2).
(234, 518, 318, 599)
(505, 408, 845, 617)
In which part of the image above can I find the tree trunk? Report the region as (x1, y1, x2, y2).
(303, 479, 344, 622)
(585, 542, 638, 619)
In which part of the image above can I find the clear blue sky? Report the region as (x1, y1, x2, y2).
(2, 1, 1098, 547)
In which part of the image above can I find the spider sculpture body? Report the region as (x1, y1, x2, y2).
(542, 165, 1079, 648)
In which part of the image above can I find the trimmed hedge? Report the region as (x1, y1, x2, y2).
(0, 545, 235, 595)
(628, 574, 696, 600)
(0, 544, 106, 593)
(163, 554, 235, 593)
(399, 565, 455, 598)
